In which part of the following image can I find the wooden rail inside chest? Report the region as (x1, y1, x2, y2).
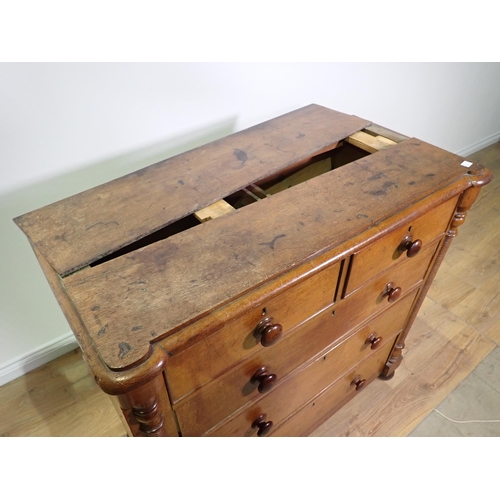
(89, 135, 385, 269)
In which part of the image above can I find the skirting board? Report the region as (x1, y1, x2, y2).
(456, 131, 500, 158)
(0, 332, 78, 387)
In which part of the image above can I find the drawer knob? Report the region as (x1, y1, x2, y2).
(352, 376, 366, 391)
(254, 316, 283, 347)
(251, 366, 278, 393)
(399, 235, 422, 258)
(383, 282, 402, 303)
(365, 333, 382, 350)
(252, 414, 273, 437)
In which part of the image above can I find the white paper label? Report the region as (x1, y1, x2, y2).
(461, 160, 473, 168)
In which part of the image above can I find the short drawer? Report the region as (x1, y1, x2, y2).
(344, 195, 458, 296)
(270, 342, 395, 437)
(206, 336, 395, 437)
(165, 260, 341, 402)
(174, 289, 416, 436)
(335, 239, 439, 334)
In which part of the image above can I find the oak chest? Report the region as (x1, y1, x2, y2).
(14, 105, 492, 436)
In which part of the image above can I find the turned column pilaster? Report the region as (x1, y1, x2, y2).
(380, 165, 493, 380)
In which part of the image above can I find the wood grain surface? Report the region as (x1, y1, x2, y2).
(14, 105, 370, 276)
(62, 138, 471, 370)
(3, 125, 497, 438)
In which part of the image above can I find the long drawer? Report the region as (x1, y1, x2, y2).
(270, 342, 396, 437)
(174, 289, 417, 436)
(205, 328, 397, 437)
(165, 260, 341, 402)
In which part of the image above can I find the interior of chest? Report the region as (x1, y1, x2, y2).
(90, 128, 401, 268)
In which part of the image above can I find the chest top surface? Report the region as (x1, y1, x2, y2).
(15, 105, 370, 276)
(14, 104, 481, 371)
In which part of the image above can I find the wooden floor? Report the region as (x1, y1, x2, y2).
(1, 142, 499, 437)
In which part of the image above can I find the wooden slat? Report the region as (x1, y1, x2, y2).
(14, 105, 371, 276)
(364, 123, 409, 143)
(194, 199, 235, 222)
(246, 183, 269, 199)
(346, 130, 397, 153)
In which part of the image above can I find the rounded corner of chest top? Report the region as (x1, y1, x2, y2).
(466, 164, 493, 187)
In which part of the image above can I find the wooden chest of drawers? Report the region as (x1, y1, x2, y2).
(14, 105, 492, 437)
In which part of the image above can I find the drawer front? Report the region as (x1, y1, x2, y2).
(345, 195, 458, 296)
(174, 291, 416, 435)
(335, 240, 439, 335)
(270, 342, 395, 437)
(174, 290, 416, 436)
(166, 260, 341, 402)
(206, 336, 395, 437)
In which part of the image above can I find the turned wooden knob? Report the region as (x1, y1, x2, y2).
(254, 316, 283, 347)
(252, 414, 273, 437)
(352, 376, 366, 391)
(365, 333, 382, 350)
(251, 367, 278, 393)
(383, 282, 402, 303)
(399, 235, 422, 258)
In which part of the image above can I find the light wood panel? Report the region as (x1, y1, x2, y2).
(346, 130, 397, 153)
(1, 141, 498, 437)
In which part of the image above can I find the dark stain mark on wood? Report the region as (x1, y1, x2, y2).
(368, 172, 384, 181)
(151, 331, 157, 337)
(242, 256, 256, 267)
(118, 342, 132, 359)
(233, 149, 248, 167)
(296, 132, 305, 139)
(368, 189, 387, 196)
(98, 324, 108, 336)
(426, 173, 435, 177)
(408, 181, 416, 185)
(383, 181, 398, 189)
(131, 326, 143, 332)
(177, 180, 185, 185)
(259, 234, 286, 250)
(91, 305, 100, 311)
(86, 221, 119, 231)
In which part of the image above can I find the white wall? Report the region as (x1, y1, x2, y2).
(1, 62, 499, 385)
